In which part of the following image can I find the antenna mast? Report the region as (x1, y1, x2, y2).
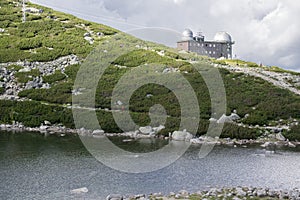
(22, 0, 26, 23)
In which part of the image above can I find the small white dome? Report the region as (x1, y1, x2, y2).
(214, 31, 232, 42)
(182, 28, 193, 41)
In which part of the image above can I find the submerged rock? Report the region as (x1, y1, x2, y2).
(70, 187, 88, 194)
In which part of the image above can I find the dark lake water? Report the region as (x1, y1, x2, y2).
(1, 131, 300, 199)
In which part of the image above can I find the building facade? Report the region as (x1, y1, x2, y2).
(177, 29, 234, 59)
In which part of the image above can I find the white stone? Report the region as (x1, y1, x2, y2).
(153, 125, 165, 133)
(139, 126, 153, 135)
(70, 187, 88, 194)
(172, 129, 193, 141)
(92, 129, 104, 135)
(275, 133, 286, 141)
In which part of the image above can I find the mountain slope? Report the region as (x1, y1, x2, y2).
(0, 0, 300, 140)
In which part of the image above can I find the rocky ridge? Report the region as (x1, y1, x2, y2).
(0, 55, 80, 100)
(213, 63, 300, 96)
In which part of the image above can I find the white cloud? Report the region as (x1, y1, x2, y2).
(31, 0, 300, 71)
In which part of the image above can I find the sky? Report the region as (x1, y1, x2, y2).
(30, 0, 300, 71)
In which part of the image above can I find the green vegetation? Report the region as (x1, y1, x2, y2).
(0, 87, 4, 95)
(0, 100, 74, 128)
(15, 69, 40, 83)
(7, 64, 23, 71)
(0, 0, 300, 140)
(43, 71, 66, 84)
(0, 0, 117, 63)
(283, 125, 300, 141)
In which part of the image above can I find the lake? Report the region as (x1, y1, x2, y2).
(1, 131, 300, 199)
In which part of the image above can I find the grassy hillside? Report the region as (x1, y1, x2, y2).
(1, 0, 300, 140)
(0, 0, 117, 62)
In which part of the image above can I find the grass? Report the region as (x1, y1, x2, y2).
(0, 0, 117, 63)
(1, 0, 300, 140)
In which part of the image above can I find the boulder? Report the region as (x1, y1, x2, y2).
(106, 194, 123, 200)
(236, 187, 246, 197)
(275, 133, 286, 141)
(139, 126, 153, 135)
(288, 142, 296, 148)
(172, 129, 193, 141)
(217, 113, 240, 123)
(256, 189, 267, 197)
(92, 129, 104, 135)
(39, 125, 49, 131)
(44, 120, 51, 125)
(153, 125, 165, 133)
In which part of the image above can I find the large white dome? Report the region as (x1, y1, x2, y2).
(182, 28, 193, 41)
(214, 31, 232, 42)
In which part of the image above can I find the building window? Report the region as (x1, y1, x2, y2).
(202, 44, 204, 47)
(205, 51, 208, 54)
(209, 44, 212, 47)
(213, 51, 215, 54)
(209, 51, 211, 54)
(213, 44, 216, 47)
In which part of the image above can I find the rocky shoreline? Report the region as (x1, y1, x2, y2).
(104, 187, 300, 200)
(1, 122, 299, 149)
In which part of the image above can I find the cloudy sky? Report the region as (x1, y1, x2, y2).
(31, 0, 300, 71)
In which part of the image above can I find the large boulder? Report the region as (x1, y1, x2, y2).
(106, 194, 123, 200)
(217, 113, 240, 123)
(139, 126, 154, 135)
(172, 129, 193, 141)
(92, 129, 104, 135)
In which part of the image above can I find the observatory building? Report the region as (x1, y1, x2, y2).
(177, 29, 234, 59)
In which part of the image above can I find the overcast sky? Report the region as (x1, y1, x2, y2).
(31, 0, 300, 71)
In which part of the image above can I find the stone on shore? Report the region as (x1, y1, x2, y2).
(92, 129, 105, 135)
(106, 194, 123, 200)
(276, 132, 286, 141)
(139, 126, 154, 135)
(172, 129, 193, 141)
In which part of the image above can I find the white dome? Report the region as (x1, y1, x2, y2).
(182, 28, 193, 41)
(214, 31, 232, 42)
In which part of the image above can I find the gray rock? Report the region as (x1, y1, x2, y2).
(288, 142, 296, 148)
(92, 129, 105, 135)
(236, 187, 247, 197)
(276, 132, 286, 141)
(139, 126, 153, 135)
(267, 189, 278, 198)
(84, 32, 91, 37)
(217, 113, 240, 123)
(279, 190, 289, 199)
(152, 125, 165, 133)
(44, 120, 51, 125)
(256, 188, 267, 197)
(172, 129, 193, 141)
(106, 194, 123, 200)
